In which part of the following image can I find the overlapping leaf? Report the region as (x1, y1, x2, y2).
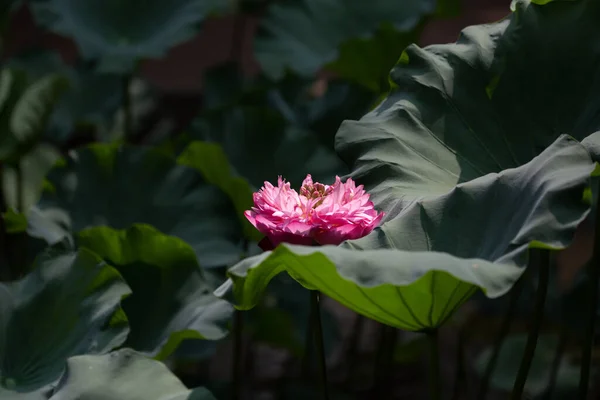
(78, 225, 233, 360)
(32, 143, 244, 267)
(177, 141, 260, 242)
(0, 248, 130, 393)
(192, 106, 347, 188)
(255, 0, 436, 78)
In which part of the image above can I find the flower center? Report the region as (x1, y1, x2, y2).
(300, 182, 332, 208)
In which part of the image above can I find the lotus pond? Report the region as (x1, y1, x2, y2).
(0, 0, 599, 399)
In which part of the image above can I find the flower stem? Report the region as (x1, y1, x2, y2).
(478, 277, 525, 398)
(580, 193, 600, 399)
(232, 309, 243, 400)
(310, 290, 329, 400)
(427, 329, 441, 400)
(510, 250, 550, 400)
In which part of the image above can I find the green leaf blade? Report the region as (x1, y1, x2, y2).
(78, 224, 234, 360)
(0, 248, 130, 392)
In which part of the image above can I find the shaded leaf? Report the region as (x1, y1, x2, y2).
(255, 0, 436, 78)
(2, 143, 61, 212)
(326, 23, 421, 93)
(9, 50, 123, 143)
(0, 69, 30, 162)
(32, 143, 244, 268)
(11, 73, 69, 144)
(177, 141, 261, 242)
(31, 0, 230, 73)
(0, 248, 130, 392)
(192, 107, 346, 188)
(77, 225, 234, 359)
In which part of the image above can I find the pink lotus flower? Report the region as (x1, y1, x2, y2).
(244, 174, 384, 251)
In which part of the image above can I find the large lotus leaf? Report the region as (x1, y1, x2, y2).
(336, 0, 600, 209)
(218, 134, 599, 330)
(30, 0, 228, 73)
(191, 106, 347, 188)
(218, 244, 511, 331)
(334, 1, 600, 261)
(49, 349, 217, 400)
(0, 248, 130, 393)
(77, 225, 233, 360)
(32, 143, 244, 267)
(254, 0, 436, 79)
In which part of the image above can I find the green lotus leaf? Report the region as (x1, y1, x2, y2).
(218, 134, 599, 330)
(32, 143, 244, 268)
(254, 0, 436, 79)
(30, 0, 229, 73)
(48, 349, 217, 400)
(218, 243, 514, 331)
(0, 248, 130, 393)
(334, 1, 600, 286)
(77, 225, 233, 360)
